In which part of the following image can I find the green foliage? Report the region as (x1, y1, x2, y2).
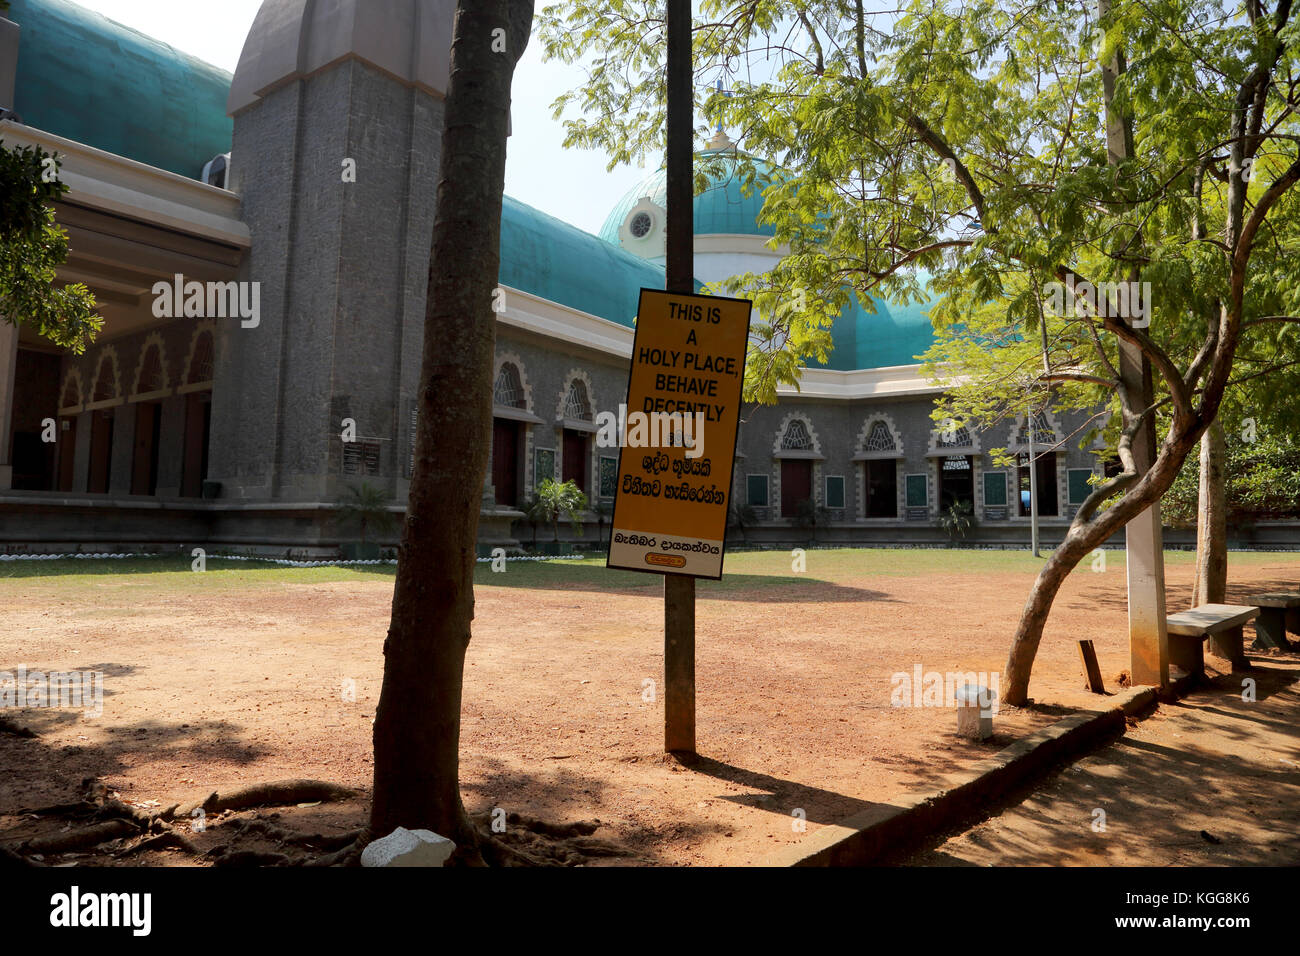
(940, 500, 976, 542)
(727, 501, 758, 541)
(792, 497, 831, 539)
(1163, 431, 1300, 529)
(0, 141, 102, 352)
(540, 0, 1300, 456)
(527, 478, 589, 541)
(335, 482, 398, 545)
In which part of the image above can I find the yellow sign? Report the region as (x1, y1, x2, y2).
(607, 288, 752, 579)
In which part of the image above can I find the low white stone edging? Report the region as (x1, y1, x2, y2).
(0, 551, 585, 566)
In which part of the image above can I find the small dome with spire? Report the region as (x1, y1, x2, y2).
(599, 147, 782, 251)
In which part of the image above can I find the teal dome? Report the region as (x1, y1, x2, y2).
(6, 0, 234, 180)
(599, 150, 780, 244)
(500, 196, 671, 327)
(815, 293, 937, 370)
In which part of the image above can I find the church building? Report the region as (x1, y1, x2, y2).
(0, 0, 1110, 555)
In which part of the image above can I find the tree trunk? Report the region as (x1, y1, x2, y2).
(370, 0, 533, 862)
(1002, 532, 1098, 705)
(1192, 418, 1227, 606)
(1002, 421, 1203, 705)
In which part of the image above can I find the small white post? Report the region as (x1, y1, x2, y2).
(955, 684, 994, 740)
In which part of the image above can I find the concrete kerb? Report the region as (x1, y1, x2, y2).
(761, 685, 1159, 867)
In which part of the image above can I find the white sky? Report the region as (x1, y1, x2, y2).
(72, 0, 653, 235)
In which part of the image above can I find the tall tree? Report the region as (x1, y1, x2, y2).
(370, 0, 534, 865)
(543, 0, 1300, 703)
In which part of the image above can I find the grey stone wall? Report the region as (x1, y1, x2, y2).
(486, 329, 1106, 548)
(211, 59, 445, 504)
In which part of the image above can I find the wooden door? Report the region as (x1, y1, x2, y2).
(87, 410, 114, 494)
(181, 392, 211, 497)
(131, 402, 162, 496)
(562, 429, 588, 493)
(492, 418, 519, 506)
(57, 417, 77, 491)
(865, 459, 898, 517)
(939, 455, 974, 511)
(781, 459, 812, 517)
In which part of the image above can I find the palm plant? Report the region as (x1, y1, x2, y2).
(793, 497, 831, 543)
(336, 482, 397, 554)
(940, 500, 975, 543)
(728, 503, 758, 543)
(527, 478, 588, 543)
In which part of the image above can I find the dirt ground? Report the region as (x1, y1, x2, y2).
(905, 658, 1300, 865)
(2, 549, 1298, 866)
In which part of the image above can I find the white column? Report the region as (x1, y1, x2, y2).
(1127, 499, 1168, 685)
(1120, 341, 1169, 688)
(0, 320, 18, 490)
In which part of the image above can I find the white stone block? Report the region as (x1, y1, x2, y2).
(361, 827, 456, 867)
(955, 684, 994, 740)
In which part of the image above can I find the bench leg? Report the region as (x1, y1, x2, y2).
(1208, 625, 1248, 670)
(1169, 633, 1204, 678)
(1253, 608, 1289, 650)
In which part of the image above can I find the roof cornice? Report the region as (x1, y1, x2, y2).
(0, 121, 249, 248)
(496, 284, 943, 399)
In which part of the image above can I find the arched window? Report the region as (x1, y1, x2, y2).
(780, 419, 813, 451)
(61, 373, 81, 410)
(936, 423, 973, 448)
(1017, 412, 1056, 446)
(187, 331, 214, 385)
(564, 379, 592, 421)
(136, 344, 166, 394)
(92, 355, 116, 403)
(863, 421, 897, 453)
(494, 362, 526, 409)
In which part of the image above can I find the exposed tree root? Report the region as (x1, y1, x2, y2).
(459, 813, 635, 866)
(217, 818, 364, 851)
(0, 845, 44, 867)
(478, 835, 545, 867)
(504, 813, 600, 839)
(24, 819, 140, 855)
(115, 831, 199, 858)
(304, 836, 368, 868)
(210, 849, 291, 867)
(170, 779, 354, 819)
(17, 800, 89, 817)
(567, 835, 630, 858)
(0, 716, 35, 738)
(6, 777, 627, 868)
(5, 777, 361, 866)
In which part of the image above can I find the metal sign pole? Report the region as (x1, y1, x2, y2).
(663, 0, 696, 756)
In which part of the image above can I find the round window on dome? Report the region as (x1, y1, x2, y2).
(629, 211, 653, 238)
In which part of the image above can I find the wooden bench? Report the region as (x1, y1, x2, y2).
(1246, 592, 1300, 651)
(1166, 604, 1259, 675)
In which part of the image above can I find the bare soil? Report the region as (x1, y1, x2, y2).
(2, 550, 1297, 866)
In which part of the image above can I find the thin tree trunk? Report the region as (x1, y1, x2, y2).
(1193, 418, 1227, 605)
(1003, 534, 1094, 703)
(1002, 421, 1202, 705)
(370, 0, 533, 862)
